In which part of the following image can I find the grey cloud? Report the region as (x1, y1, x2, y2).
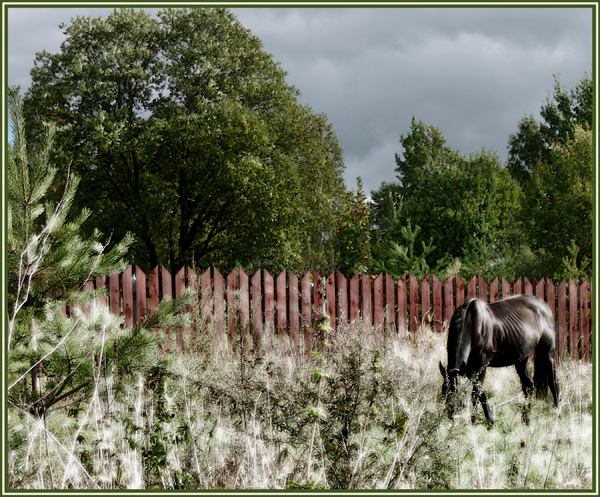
(7, 6, 593, 196)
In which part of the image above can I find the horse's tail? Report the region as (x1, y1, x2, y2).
(533, 349, 549, 399)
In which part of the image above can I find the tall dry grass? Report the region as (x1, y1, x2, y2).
(7, 315, 593, 490)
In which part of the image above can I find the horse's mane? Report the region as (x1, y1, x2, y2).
(446, 298, 476, 370)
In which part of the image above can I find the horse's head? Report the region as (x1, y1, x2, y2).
(439, 362, 464, 418)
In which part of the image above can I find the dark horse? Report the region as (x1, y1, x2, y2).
(439, 295, 559, 426)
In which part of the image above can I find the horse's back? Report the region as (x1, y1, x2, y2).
(489, 294, 555, 358)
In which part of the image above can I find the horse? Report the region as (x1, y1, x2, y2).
(439, 294, 559, 426)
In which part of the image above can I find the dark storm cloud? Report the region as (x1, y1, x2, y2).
(7, 5, 594, 194)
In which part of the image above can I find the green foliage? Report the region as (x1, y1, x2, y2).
(24, 8, 346, 275)
(334, 178, 372, 275)
(519, 125, 592, 280)
(508, 74, 592, 184)
(372, 119, 521, 279)
(375, 220, 438, 280)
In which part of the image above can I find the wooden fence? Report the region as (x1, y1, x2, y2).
(68, 266, 593, 361)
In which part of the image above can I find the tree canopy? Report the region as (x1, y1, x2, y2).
(372, 118, 521, 277)
(24, 8, 346, 274)
(370, 75, 592, 282)
(507, 74, 592, 184)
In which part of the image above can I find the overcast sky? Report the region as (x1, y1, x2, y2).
(6, 5, 594, 195)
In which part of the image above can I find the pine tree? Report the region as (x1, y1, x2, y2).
(8, 87, 195, 423)
(7, 86, 140, 416)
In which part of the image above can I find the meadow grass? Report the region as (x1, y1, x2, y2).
(7, 319, 593, 490)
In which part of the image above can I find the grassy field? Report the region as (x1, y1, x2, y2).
(7, 319, 594, 490)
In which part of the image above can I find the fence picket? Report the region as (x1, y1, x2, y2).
(433, 274, 442, 332)
(386, 273, 396, 335)
(214, 269, 225, 351)
(136, 266, 147, 322)
(490, 277, 499, 303)
(240, 270, 250, 358)
(373, 274, 384, 337)
(467, 276, 477, 299)
(455, 276, 465, 307)
(361, 274, 372, 325)
(409, 274, 418, 332)
(251, 270, 263, 358)
(513, 277, 522, 295)
(326, 272, 336, 326)
(421, 275, 431, 327)
(569, 280, 578, 360)
(289, 271, 300, 356)
(580, 280, 590, 361)
(397, 275, 407, 334)
(226, 270, 238, 352)
(149, 267, 160, 316)
(301, 272, 312, 356)
(96, 276, 107, 307)
(277, 271, 288, 352)
(557, 279, 568, 358)
(444, 276, 454, 325)
(501, 277, 510, 299)
(478, 276, 487, 302)
(338, 272, 348, 326)
(264, 270, 275, 354)
(349, 274, 360, 322)
(123, 265, 134, 329)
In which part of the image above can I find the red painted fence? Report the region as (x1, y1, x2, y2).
(69, 266, 593, 361)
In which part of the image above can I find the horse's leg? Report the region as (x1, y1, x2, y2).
(547, 356, 560, 408)
(471, 368, 493, 427)
(515, 359, 534, 425)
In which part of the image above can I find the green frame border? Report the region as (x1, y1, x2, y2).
(1, 1, 597, 495)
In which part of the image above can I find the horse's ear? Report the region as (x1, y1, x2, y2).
(439, 362, 446, 378)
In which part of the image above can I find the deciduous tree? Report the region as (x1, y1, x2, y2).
(24, 8, 346, 274)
